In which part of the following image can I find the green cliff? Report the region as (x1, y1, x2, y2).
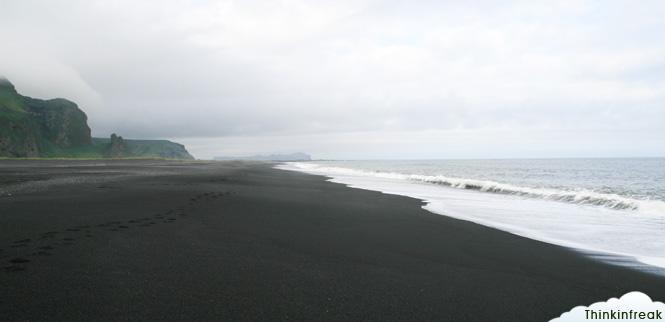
(92, 135, 194, 160)
(0, 77, 91, 157)
(0, 77, 193, 159)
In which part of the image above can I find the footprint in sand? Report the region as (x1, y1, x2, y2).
(2, 203, 197, 273)
(3, 265, 26, 272)
(10, 239, 31, 248)
(40, 232, 59, 239)
(9, 257, 30, 264)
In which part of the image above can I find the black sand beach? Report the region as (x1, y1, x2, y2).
(1, 160, 664, 321)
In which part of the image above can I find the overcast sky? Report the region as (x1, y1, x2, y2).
(1, 0, 664, 159)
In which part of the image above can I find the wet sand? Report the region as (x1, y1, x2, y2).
(0, 160, 664, 321)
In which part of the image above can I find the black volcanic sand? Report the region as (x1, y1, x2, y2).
(0, 160, 664, 321)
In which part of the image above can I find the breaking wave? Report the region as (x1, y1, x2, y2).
(285, 162, 665, 216)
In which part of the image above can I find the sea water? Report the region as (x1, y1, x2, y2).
(277, 158, 665, 273)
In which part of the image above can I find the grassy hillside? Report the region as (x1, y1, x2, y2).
(92, 137, 194, 160)
(1, 80, 49, 157)
(0, 77, 194, 159)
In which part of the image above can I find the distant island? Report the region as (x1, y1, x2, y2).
(0, 77, 193, 159)
(214, 152, 311, 161)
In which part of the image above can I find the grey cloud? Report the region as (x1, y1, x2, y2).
(1, 0, 664, 158)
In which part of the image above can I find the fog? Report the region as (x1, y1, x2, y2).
(1, 0, 664, 159)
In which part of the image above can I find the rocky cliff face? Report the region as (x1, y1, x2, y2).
(0, 77, 92, 157)
(24, 97, 92, 148)
(92, 136, 194, 160)
(105, 133, 127, 158)
(1, 78, 194, 159)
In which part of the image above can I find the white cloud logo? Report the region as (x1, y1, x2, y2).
(551, 292, 665, 321)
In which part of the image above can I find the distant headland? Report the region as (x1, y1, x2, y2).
(214, 152, 311, 161)
(0, 77, 193, 159)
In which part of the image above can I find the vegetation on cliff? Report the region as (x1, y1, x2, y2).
(0, 77, 91, 157)
(0, 77, 193, 159)
(93, 135, 193, 159)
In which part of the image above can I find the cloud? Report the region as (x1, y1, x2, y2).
(176, 127, 665, 160)
(551, 291, 665, 321)
(1, 0, 664, 158)
(0, 37, 103, 116)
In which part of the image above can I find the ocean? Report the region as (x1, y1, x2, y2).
(277, 158, 665, 272)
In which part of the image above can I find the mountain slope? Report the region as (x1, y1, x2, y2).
(0, 77, 194, 159)
(92, 136, 194, 160)
(0, 77, 91, 157)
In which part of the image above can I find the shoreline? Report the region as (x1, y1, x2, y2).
(1, 160, 664, 320)
(278, 161, 665, 273)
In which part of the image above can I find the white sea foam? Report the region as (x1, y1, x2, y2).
(277, 162, 665, 272)
(282, 162, 665, 215)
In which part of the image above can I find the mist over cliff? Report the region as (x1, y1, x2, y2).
(0, 77, 193, 159)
